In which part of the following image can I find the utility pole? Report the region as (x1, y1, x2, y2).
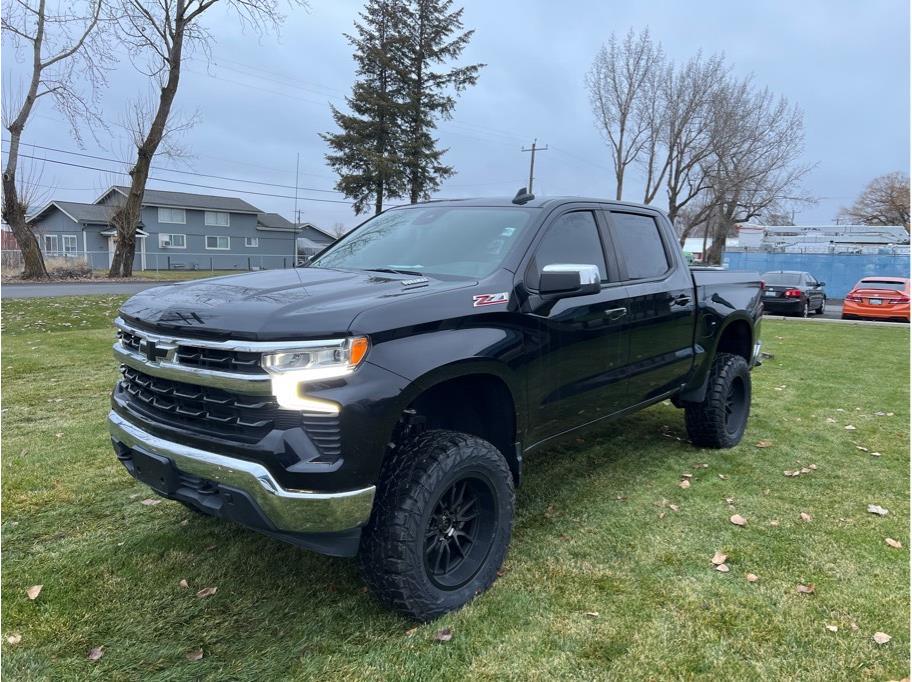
(293, 152, 300, 264)
(521, 139, 548, 193)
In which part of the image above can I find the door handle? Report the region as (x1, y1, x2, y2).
(672, 295, 692, 307)
(604, 307, 627, 320)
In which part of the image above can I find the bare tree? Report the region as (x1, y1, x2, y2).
(837, 172, 910, 231)
(700, 78, 812, 263)
(585, 28, 663, 200)
(330, 221, 348, 238)
(1, 0, 111, 278)
(107, 0, 306, 277)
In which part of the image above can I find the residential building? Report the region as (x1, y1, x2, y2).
(27, 186, 332, 271)
(735, 223, 909, 255)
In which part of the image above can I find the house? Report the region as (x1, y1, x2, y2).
(294, 221, 336, 258)
(735, 223, 910, 255)
(27, 186, 330, 271)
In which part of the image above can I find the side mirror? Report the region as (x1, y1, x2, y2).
(817, 281, 825, 287)
(538, 263, 601, 297)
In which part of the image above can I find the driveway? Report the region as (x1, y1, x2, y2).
(1, 281, 173, 299)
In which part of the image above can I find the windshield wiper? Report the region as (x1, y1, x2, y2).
(365, 267, 425, 277)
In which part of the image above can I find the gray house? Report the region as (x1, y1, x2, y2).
(28, 186, 336, 272)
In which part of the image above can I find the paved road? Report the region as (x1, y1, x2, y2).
(1, 281, 174, 299)
(764, 301, 909, 325)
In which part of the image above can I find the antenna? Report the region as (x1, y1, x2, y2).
(512, 187, 535, 205)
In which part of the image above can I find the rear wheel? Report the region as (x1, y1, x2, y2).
(359, 430, 514, 621)
(684, 353, 751, 448)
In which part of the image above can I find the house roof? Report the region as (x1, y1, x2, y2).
(296, 222, 335, 239)
(257, 212, 297, 230)
(28, 200, 112, 225)
(99, 186, 262, 213)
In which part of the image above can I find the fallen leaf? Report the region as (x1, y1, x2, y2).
(799, 467, 811, 474)
(872, 631, 892, 645)
(809, 464, 817, 470)
(681, 473, 693, 479)
(180, 519, 189, 526)
(836, 408, 845, 412)
(796, 583, 815, 595)
(694, 463, 709, 468)
(867, 504, 889, 517)
(87, 646, 105, 662)
(6, 633, 22, 645)
(718, 474, 728, 480)
(769, 519, 780, 527)
(678, 479, 690, 489)
(668, 504, 679, 512)
(186, 649, 204, 661)
(886, 412, 894, 416)
(850, 622, 859, 631)
(26, 585, 42, 601)
(871, 452, 882, 457)
(856, 445, 869, 452)
(825, 624, 838, 632)
(746, 573, 759, 583)
(730, 514, 747, 527)
(658, 511, 666, 519)
(711, 551, 727, 565)
(844, 425, 856, 431)
(196, 586, 217, 598)
(584, 611, 599, 619)
(784, 470, 800, 477)
(435, 627, 453, 642)
(755, 440, 773, 448)
(715, 563, 730, 573)
(140, 498, 161, 506)
(800, 512, 812, 522)
(885, 538, 902, 549)
(55, 433, 63, 438)
(725, 497, 735, 504)
(825, 417, 836, 423)
(179, 579, 189, 589)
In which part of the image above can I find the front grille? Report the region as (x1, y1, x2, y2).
(119, 329, 142, 353)
(120, 365, 298, 440)
(175, 346, 265, 374)
(118, 366, 342, 460)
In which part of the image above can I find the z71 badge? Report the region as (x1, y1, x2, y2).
(473, 292, 510, 307)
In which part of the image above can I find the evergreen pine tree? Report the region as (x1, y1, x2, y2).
(400, 0, 483, 203)
(322, 0, 409, 215)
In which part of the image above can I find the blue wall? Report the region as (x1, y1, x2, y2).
(723, 252, 910, 298)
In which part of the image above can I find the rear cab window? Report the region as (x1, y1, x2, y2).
(607, 212, 670, 280)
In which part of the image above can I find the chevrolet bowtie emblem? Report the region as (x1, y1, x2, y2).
(138, 338, 169, 363)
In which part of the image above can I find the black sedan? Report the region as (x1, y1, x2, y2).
(761, 271, 827, 317)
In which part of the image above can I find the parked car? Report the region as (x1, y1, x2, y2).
(108, 194, 763, 620)
(842, 277, 910, 322)
(760, 270, 827, 317)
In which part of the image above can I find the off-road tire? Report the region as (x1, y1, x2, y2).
(359, 430, 514, 621)
(684, 352, 751, 448)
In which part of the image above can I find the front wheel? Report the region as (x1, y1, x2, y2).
(815, 297, 826, 315)
(359, 430, 514, 621)
(684, 352, 751, 448)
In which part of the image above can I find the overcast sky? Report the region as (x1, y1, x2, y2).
(3, 0, 909, 230)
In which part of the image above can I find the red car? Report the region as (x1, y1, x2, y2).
(842, 277, 910, 322)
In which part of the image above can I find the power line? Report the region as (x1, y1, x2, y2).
(4, 151, 354, 205)
(1, 139, 344, 195)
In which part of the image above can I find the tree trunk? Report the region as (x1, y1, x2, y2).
(108, 22, 184, 278)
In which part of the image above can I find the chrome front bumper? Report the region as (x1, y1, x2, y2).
(108, 411, 375, 534)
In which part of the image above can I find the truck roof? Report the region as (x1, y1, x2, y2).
(390, 196, 663, 212)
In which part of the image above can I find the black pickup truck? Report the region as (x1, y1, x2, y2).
(109, 194, 763, 620)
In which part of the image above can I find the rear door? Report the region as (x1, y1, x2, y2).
(522, 207, 630, 445)
(604, 210, 697, 405)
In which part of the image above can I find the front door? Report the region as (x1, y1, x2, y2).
(522, 208, 630, 446)
(604, 210, 697, 405)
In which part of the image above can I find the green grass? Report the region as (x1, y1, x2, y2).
(2, 298, 909, 680)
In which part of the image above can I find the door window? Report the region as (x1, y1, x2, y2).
(609, 212, 670, 280)
(532, 211, 607, 283)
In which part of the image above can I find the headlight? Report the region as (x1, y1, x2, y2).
(261, 337, 369, 412)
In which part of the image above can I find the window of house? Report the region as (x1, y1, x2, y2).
(158, 207, 186, 224)
(533, 211, 608, 281)
(159, 233, 186, 248)
(244, 237, 258, 247)
(205, 211, 230, 227)
(62, 235, 78, 254)
(609, 212, 670, 280)
(43, 234, 59, 253)
(206, 235, 230, 250)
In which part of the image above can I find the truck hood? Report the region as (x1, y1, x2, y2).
(119, 267, 476, 339)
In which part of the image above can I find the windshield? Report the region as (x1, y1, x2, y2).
(310, 206, 536, 278)
(762, 272, 802, 286)
(858, 279, 907, 291)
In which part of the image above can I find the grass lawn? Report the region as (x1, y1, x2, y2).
(91, 269, 248, 281)
(2, 297, 909, 680)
